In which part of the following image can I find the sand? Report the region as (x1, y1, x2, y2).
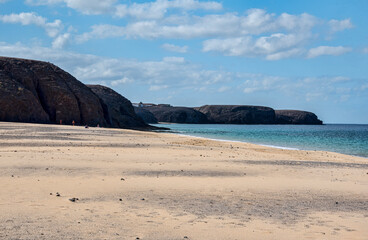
(0, 122, 367, 240)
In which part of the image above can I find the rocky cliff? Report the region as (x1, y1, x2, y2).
(134, 107, 158, 124)
(275, 110, 323, 125)
(140, 106, 209, 124)
(0, 56, 152, 130)
(195, 105, 275, 124)
(88, 85, 149, 129)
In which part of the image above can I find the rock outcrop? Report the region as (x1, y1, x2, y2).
(195, 105, 275, 124)
(141, 106, 209, 124)
(88, 85, 149, 129)
(275, 110, 323, 125)
(134, 107, 158, 124)
(0, 56, 153, 130)
(0, 57, 106, 126)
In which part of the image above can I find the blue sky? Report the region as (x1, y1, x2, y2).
(0, 0, 367, 123)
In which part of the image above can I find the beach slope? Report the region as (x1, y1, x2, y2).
(0, 122, 367, 239)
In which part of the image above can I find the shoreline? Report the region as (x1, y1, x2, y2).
(0, 122, 367, 239)
(155, 123, 368, 159)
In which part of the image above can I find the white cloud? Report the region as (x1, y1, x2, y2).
(1, 42, 363, 105)
(161, 43, 188, 53)
(77, 10, 318, 41)
(162, 56, 185, 63)
(149, 85, 169, 91)
(202, 33, 309, 60)
(26, 0, 117, 15)
(307, 46, 351, 58)
(26, 0, 222, 17)
(111, 77, 132, 86)
(115, 0, 222, 19)
(328, 19, 353, 33)
(65, 0, 117, 15)
(75, 8, 326, 60)
(266, 48, 304, 60)
(363, 47, 368, 54)
(76, 24, 125, 43)
(0, 12, 63, 38)
(52, 33, 70, 49)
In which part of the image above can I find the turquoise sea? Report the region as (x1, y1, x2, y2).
(153, 124, 368, 158)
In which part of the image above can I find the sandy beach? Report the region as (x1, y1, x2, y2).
(0, 122, 367, 240)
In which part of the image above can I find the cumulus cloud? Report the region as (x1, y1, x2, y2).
(52, 33, 70, 49)
(26, 0, 222, 16)
(162, 56, 185, 63)
(161, 43, 188, 53)
(26, 0, 118, 15)
(78, 10, 318, 41)
(76, 24, 125, 43)
(1, 42, 363, 106)
(111, 77, 132, 86)
(328, 18, 353, 33)
(115, 0, 222, 19)
(75, 8, 334, 60)
(0, 12, 63, 37)
(307, 46, 352, 58)
(202, 33, 309, 59)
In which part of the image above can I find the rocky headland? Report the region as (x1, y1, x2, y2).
(136, 105, 323, 125)
(0, 56, 152, 130)
(195, 105, 276, 124)
(134, 107, 158, 124)
(275, 110, 323, 125)
(138, 105, 208, 124)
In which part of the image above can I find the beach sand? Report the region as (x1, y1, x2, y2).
(0, 122, 367, 240)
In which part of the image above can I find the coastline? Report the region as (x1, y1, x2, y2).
(155, 123, 368, 159)
(0, 122, 367, 239)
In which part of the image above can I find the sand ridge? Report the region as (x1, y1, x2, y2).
(0, 122, 367, 239)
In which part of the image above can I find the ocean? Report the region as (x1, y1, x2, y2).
(153, 124, 368, 158)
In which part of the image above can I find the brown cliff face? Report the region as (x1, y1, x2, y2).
(0, 57, 155, 130)
(87, 85, 151, 129)
(134, 107, 158, 124)
(195, 105, 275, 124)
(0, 57, 106, 126)
(275, 110, 323, 125)
(141, 106, 209, 124)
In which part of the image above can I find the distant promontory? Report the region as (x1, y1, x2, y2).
(135, 104, 323, 125)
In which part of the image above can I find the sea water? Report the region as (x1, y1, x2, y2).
(153, 124, 368, 158)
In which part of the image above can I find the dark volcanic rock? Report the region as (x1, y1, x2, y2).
(275, 110, 323, 125)
(195, 105, 275, 124)
(134, 107, 158, 124)
(88, 85, 149, 129)
(0, 57, 106, 126)
(0, 56, 154, 130)
(142, 106, 209, 124)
